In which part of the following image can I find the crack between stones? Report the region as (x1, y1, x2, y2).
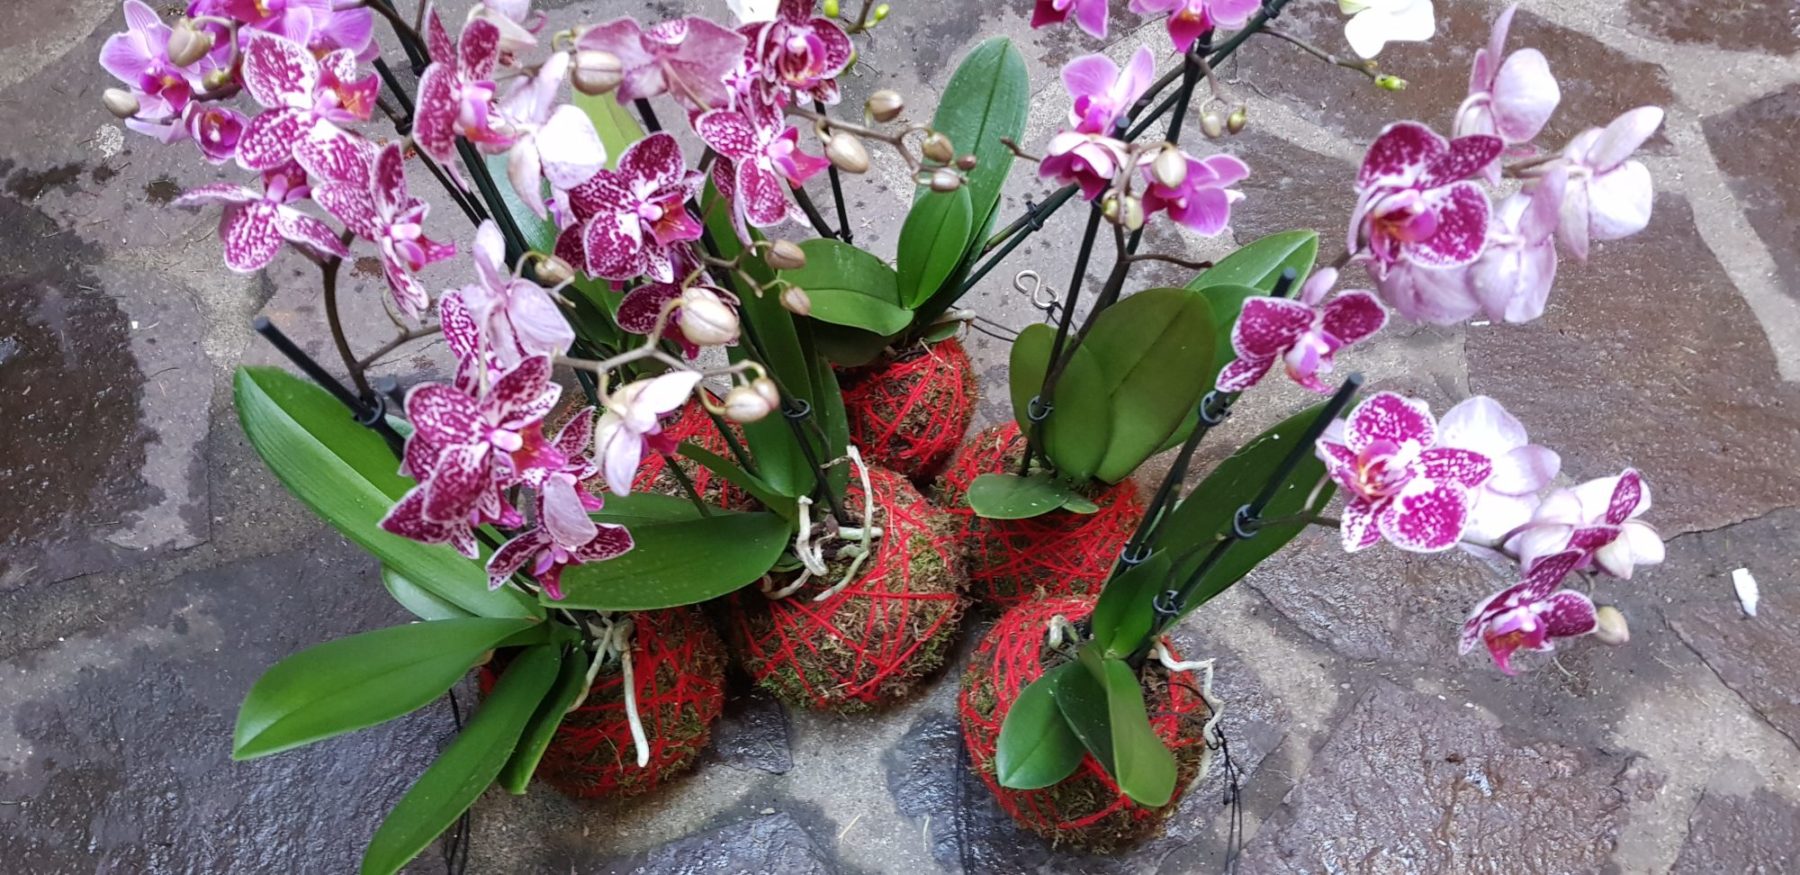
(1664, 615, 1800, 755)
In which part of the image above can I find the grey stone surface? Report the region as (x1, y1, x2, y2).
(1671, 780, 1800, 874)
(596, 811, 838, 875)
(707, 689, 795, 775)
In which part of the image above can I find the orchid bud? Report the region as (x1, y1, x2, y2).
(677, 286, 740, 347)
(825, 132, 870, 173)
(752, 376, 780, 409)
(922, 132, 955, 164)
(866, 90, 904, 123)
(873, 3, 890, 21)
(1593, 606, 1630, 646)
(1200, 111, 1224, 139)
(572, 50, 624, 96)
(723, 384, 774, 423)
(203, 68, 234, 92)
(102, 88, 140, 120)
(956, 154, 979, 171)
(167, 19, 214, 68)
(780, 286, 812, 316)
(1151, 147, 1188, 188)
(1101, 195, 1120, 221)
(1120, 195, 1145, 231)
(1226, 107, 1248, 135)
(824, 0, 840, 16)
(1376, 74, 1408, 92)
(534, 254, 575, 287)
(767, 239, 807, 271)
(928, 167, 963, 192)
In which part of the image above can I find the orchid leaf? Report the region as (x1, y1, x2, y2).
(896, 186, 974, 310)
(1050, 648, 1115, 775)
(1087, 551, 1172, 658)
(498, 645, 589, 794)
(927, 38, 1028, 249)
(552, 493, 789, 610)
(1084, 648, 1177, 807)
(361, 644, 561, 875)
(676, 442, 799, 520)
(1080, 288, 1217, 484)
(781, 239, 910, 337)
(995, 665, 1086, 790)
(1187, 230, 1318, 292)
(1008, 323, 1111, 482)
(381, 567, 473, 621)
(967, 472, 1082, 520)
(481, 154, 556, 253)
(233, 367, 540, 620)
(804, 336, 851, 498)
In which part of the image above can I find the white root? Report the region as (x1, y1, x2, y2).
(1150, 639, 1226, 786)
(574, 615, 650, 769)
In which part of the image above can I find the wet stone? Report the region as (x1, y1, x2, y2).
(1629, 0, 1800, 55)
(706, 688, 794, 775)
(885, 711, 1054, 874)
(1466, 195, 1800, 535)
(1671, 784, 1800, 873)
(1223, 130, 1358, 246)
(597, 811, 836, 875)
(1236, 682, 1647, 873)
(1704, 85, 1800, 305)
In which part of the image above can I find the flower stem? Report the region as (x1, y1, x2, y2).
(789, 183, 838, 239)
(1257, 26, 1380, 81)
(663, 461, 715, 518)
(320, 254, 371, 399)
(816, 100, 854, 243)
(1019, 202, 1104, 476)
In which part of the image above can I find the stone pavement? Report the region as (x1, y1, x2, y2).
(3, 0, 1799, 872)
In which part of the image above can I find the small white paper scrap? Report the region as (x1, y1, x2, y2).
(1732, 568, 1759, 618)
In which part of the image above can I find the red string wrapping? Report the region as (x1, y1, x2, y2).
(841, 337, 978, 483)
(478, 607, 726, 800)
(958, 596, 1209, 850)
(933, 423, 1146, 608)
(633, 397, 751, 509)
(727, 466, 968, 711)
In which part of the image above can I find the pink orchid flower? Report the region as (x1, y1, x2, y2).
(1129, 0, 1261, 54)
(487, 410, 634, 601)
(1040, 132, 1132, 202)
(497, 52, 608, 220)
(697, 99, 828, 231)
(1351, 122, 1502, 280)
(100, 0, 224, 143)
(415, 10, 512, 164)
(299, 131, 456, 319)
(447, 220, 575, 370)
(1316, 391, 1494, 553)
(1063, 47, 1156, 135)
(184, 104, 248, 164)
(576, 16, 748, 111)
(1468, 168, 1563, 323)
(235, 30, 379, 171)
(1140, 152, 1249, 235)
(1554, 107, 1662, 260)
(189, 0, 374, 56)
(594, 370, 705, 495)
(615, 280, 739, 360)
(174, 162, 348, 273)
(381, 356, 562, 558)
(1453, 5, 1560, 160)
(556, 132, 706, 283)
(1435, 395, 1560, 547)
(1367, 260, 1482, 325)
(438, 287, 494, 394)
(1461, 549, 1596, 674)
(1218, 268, 1387, 393)
(1507, 469, 1664, 580)
(741, 0, 855, 106)
(467, 0, 546, 54)
(1032, 0, 1109, 39)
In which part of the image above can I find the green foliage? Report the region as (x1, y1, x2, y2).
(896, 187, 974, 309)
(381, 567, 473, 621)
(1007, 323, 1112, 482)
(552, 493, 791, 610)
(995, 664, 1086, 790)
(1080, 288, 1217, 483)
(781, 239, 910, 336)
(1187, 230, 1319, 292)
(498, 646, 590, 794)
(926, 38, 1029, 253)
(677, 442, 800, 520)
(1086, 551, 1171, 658)
(966, 472, 1092, 520)
(1052, 646, 1177, 807)
(573, 90, 645, 170)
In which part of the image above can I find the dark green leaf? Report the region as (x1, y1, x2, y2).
(966, 472, 1083, 520)
(995, 665, 1086, 790)
(678, 441, 799, 520)
(573, 90, 644, 170)
(1080, 288, 1217, 484)
(234, 367, 541, 619)
(927, 38, 1029, 249)
(812, 321, 893, 367)
(499, 646, 590, 794)
(361, 645, 561, 875)
(1050, 649, 1115, 774)
(381, 567, 473, 622)
(233, 617, 539, 760)
(552, 494, 790, 610)
(1196, 283, 1265, 387)
(1187, 230, 1318, 292)
(1007, 324, 1112, 481)
(1061, 494, 1099, 514)
(896, 187, 974, 309)
(800, 325, 851, 499)
(1086, 649, 1177, 807)
(1088, 551, 1172, 658)
(921, 321, 962, 343)
(781, 239, 911, 336)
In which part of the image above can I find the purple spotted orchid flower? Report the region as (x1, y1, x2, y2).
(1553, 107, 1662, 260)
(497, 52, 608, 220)
(1454, 5, 1560, 178)
(467, 0, 546, 54)
(185, 104, 249, 164)
(1063, 47, 1156, 135)
(299, 131, 456, 319)
(1041, 132, 1132, 202)
(576, 16, 748, 112)
(188, 0, 375, 56)
(740, 0, 855, 106)
(1461, 549, 1596, 674)
(444, 220, 574, 371)
(1218, 268, 1387, 394)
(1128, 0, 1261, 54)
(697, 98, 828, 232)
(1435, 396, 1560, 548)
(1507, 469, 1664, 580)
(235, 30, 379, 171)
(1350, 122, 1502, 281)
(487, 409, 634, 601)
(1032, 0, 1109, 39)
(174, 162, 348, 273)
(1140, 152, 1249, 235)
(100, 0, 231, 143)
(415, 10, 512, 164)
(381, 356, 562, 558)
(556, 132, 705, 283)
(1316, 392, 1494, 553)
(595, 370, 704, 495)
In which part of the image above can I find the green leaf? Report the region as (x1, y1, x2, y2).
(1050, 649, 1116, 774)
(234, 367, 541, 620)
(677, 441, 800, 520)
(1087, 551, 1172, 658)
(1085, 649, 1177, 807)
(928, 38, 1029, 249)
(1188, 230, 1318, 292)
(1080, 288, 1218, 484)
(361, 644, 561, 875)
(995, 665, 1086, 790)
(781, 239, 910, 335)
(803, 335, 851, 498)
(573, 90, 644, 170)
(498, 646, 589, 794)
(233, 617, 540, 761)
(1007, 323, 1112, 482)
(921, 320, 962, 343)
(812, 322, 893, 367)
(552, 494, 790, 610)
(896, 187, 974, 309)
(381, 567, 473, 622)
(966, 472, 1083, 520)
(1154, 403, 1341, 617)
(1061, 494, 1100, 514)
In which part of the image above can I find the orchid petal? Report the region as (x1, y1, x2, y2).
(1377, 480, 1470, 552)
(1345, 391, 1437, 453)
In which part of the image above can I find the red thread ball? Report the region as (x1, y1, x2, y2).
(841, 337, 978, 482)
(480, 607, 726, 800)
(934, 423, 1146, 608)
(633, 398, 752, 509)
(727, 466, 967, 711)
(958, 596, 1210, 851)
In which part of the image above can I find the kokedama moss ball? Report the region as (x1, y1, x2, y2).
(959, 596, 1210, 851)
(933, 422, 1146, 608)
(727, 466, 968, 711)
(481, 607, 727, 800)
(841, 337, 978, 482)
(633, 397, 752, 510)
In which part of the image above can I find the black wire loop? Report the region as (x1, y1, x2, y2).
(783, 398, 812, 420)
(1026, 396, 1054, 422)
(1119, 542, 1153, 567)
(1231, 504, 1260, 539)
(1152, 590, 1183, 620)
(1198, 391, 1231, 426)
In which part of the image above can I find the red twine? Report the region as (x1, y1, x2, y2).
(633, 398, 751, 509)
(727, 466, 968, 711)
(480, 607, 726, 800)
(934, 423, 1146, 608)
(958, 596, 1207, 846)
(842, 338, 978, 482)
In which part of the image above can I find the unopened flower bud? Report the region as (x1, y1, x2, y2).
(1120, 195, 1145, 231)
(766, 239, 807, 271)
(533, 254, 574, 286)
(752, 376, 780, 409)
(825, 132, 870, 173)
(1151, 147, 1188, 188)
(1226, 106, 1248, 135)
(1200, 111, 1224, 139)
(921, 131, 955, 164)
(102, 88, 140, 120)
(167, 19, 214, 68)
(1376, 74, 1408, 92)
(873, 3, 890, 21)
(780, 286, 812, 316)
(203, 68, 233, 92)
(928, 167, 963, 192)
(572, 50, 624, 96)
(824, 0, 840, 16)
(723, 384, 775, 423)
(1101, 195, 1120, 221)
(865, 89, 904, 123)
(1593, 606, 1630, 646)
(956, 154, 978, 171)
(677, 286, 740, 347)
